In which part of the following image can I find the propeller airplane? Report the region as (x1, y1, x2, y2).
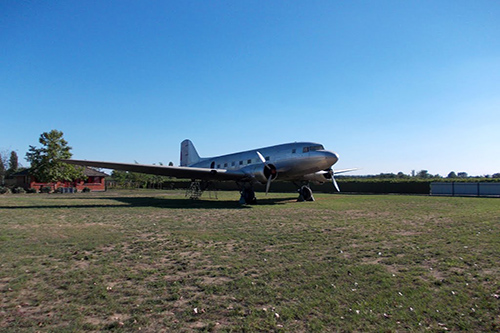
(62, 139, 357, 204)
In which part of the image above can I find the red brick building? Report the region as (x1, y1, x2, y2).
(13, 167, 108, 192)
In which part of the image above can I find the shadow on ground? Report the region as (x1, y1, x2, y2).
(0, 195, 297, 210)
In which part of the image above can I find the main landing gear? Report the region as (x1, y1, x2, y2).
(297, 185, 315, 202)
(239, 186, 257, 205)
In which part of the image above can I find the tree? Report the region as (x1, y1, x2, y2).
(492, 173, 500, 179)
(378, 173, 396, 179)
(25, 130, 84, 183)
(111, 170, 130, 187)
(447, 171, 457, 178)
(457, 172, 468, 178)
(6, 151, 19, 177)
(397, 172, 409, 179)
(416, 170, 431, 178)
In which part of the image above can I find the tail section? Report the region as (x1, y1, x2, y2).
(180, 139, 201, 166)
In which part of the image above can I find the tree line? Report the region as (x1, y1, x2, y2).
(338, 169, 500, 182)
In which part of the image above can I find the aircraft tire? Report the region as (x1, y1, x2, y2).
(241, 188, 257, 205)
(299, 185, 314, 202)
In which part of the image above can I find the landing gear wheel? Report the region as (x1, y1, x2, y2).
(240, 188, 257, 205)
(298, 185, 314, 202)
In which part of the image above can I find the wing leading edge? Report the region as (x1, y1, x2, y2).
(61, 159, 248, 181)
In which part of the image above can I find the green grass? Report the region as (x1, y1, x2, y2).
(1, 189, 499, 331)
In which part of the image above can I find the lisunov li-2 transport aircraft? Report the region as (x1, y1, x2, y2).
(62, 139, 356, 204)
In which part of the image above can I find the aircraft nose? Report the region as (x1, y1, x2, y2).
(325, 150, 339, 165)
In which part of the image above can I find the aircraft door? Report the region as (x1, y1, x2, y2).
(210, 161, 215, 169)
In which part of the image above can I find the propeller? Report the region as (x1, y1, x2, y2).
(256, 151, 276, 195)
(329, 167, 359, 191)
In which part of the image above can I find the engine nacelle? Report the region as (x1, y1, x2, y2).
(243, 163, 278, 183)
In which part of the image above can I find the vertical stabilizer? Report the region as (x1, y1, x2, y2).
(180, 139, 201, 166)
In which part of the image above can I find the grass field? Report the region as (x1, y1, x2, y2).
(1, 189, 499, 332)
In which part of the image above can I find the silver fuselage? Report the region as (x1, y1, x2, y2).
(190, 142, 339, 183)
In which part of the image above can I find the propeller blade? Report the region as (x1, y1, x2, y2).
(256, 151, 270, 169)
(265, 175, 272, 195)
(332, 171, 340, 192)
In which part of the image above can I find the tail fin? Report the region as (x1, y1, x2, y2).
(180, 139, 201, 166)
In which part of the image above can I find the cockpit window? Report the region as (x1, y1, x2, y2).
(309, 145, 324, 151)
(303, 145, 324, 153)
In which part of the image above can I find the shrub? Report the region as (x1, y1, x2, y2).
(0, 186, 11, 194)
(56, 187, 65, 194)
(12, 187, 26, 194)
(82, 187, 91, 193)
(40, 186, 52, 194)
(26, 188, 37, 193)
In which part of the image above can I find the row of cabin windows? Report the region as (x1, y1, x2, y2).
(212, 145, 324, 169)
(215, 158, 258, 169)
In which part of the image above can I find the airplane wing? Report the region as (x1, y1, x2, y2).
(61, 159, 249, 181)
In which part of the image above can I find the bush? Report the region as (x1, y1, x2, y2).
(0, 186, 11, 194)
(40, 186, 52, 194)
(82, 187, 91, 193)
(55, 187, 77, 193)
(26, 188, 37, 193)
(12, 187, 26, 194)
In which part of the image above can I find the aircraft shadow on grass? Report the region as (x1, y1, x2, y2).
(0, 196, 297, 210)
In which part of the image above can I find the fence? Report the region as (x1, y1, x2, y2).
(431, 182, 500, 197)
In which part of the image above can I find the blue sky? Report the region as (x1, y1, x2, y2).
(1, 1, 499, 176)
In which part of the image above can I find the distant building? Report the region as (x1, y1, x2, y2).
(12, 167, 108, 192)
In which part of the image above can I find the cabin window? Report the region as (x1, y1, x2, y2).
(292, 149, 296, 153)
(217, 164, 221, 168)
(210, 161, 215, 168)
(239, 161, 243, 165)
(224, 163, 228, 167)
(303, 147, 309, 153)
(265, 156, 270, 161)
(231, 161, 235, 166)
(247, 159, 252, 164)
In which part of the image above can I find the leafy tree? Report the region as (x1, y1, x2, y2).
(378, 173, 396, 179)
(447, 171, 457, 178)
(111, 170, 129, 186)
(492, 173, 500, 179)
(397, 172, 409, 179)
(416, 170, 431, 178)
(25, 130, 84, 183)
(457, 172, 468, 178)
